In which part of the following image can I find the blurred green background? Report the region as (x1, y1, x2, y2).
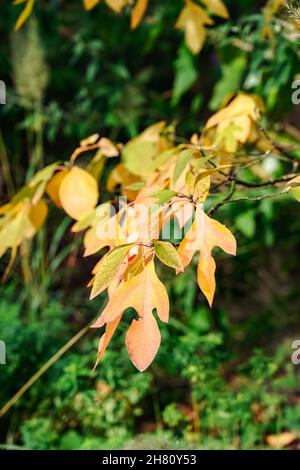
(0, 0, 300, 450)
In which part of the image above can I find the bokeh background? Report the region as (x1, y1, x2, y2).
(0, 0, 300, 450)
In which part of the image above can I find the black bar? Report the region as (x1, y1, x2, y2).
(0, 450, 298, 466)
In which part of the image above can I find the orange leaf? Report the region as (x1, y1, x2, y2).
(93, 260, 169, 327)
(126, 313, 161, 372)
(266, 432, 299, 449)
(131, 0, 148, 29)
(83, 0, 101, 10)
(94, 314, 122, 368)
(178, 209, 236, 306)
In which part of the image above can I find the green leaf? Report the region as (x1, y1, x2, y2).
(154, 241, 183, 271)
(124, 181, 146, 191)
(150, 189, 177, 205)
(235, 210, 256, 238)
(291, 187, 300, 203)
(173, 149, 194, 183)
(210, 54, 247, 111)
(172, 44, 198, 105)
(90, 243, 135, 299)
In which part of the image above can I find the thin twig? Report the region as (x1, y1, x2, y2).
(208, 190, 286, 216)
(0, 322, 93, 419)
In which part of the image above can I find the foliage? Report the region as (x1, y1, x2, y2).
(1, 89, 300, 371)
(1, 0, 300, 372)
(0, 0, 300, 451)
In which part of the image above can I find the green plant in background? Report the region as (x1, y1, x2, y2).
(0, 281, 299, 450)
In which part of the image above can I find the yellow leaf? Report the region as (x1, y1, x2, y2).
(105, 0, 124, 13)
(286, 175, 300, 188)
(178, 209, 236, 306)
(84, 229, 114, 257)
(206, 94, 262, 129)
(107, 163, 141, 201)
(59, 167, 99, 220)
(14, 0, 35, 31)
(83, 0, 101, 10)
(200, 0, 229, 19)
(46, 170, 68, 208)
(266, 432, 299, 449)
(154, 241, 184, 271)
(122, 121, 173, 177)
(126, 312, 161, 371)
(98, 137, 119, 157)
(131, 0, 148, 29)
(286, 175, 300, 202)
(80, 133, 100, 145)
(185, 169, 211, 203)
(0, 211, 30, 257)
(204, 94, 263, 151)
(28, 200, 48, 231)
(175, 0, 213, 54)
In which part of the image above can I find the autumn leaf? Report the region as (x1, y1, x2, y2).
(94, 314, 122, 368)
(126, 311, 161, 371)
(93, 260, 169, 326)
(154, 241, 183, 271)
(92, 260, 169, 370)
(0, 200, 48, 257)
(200, 0, 229, 19)
(286, 175, 300, 202)
(83, 0, 101, 10)
(80, 133, 100, 145)
(185, 169, 211, 203)
(172, 149, 195, 184)
(131, 0, 148, 29)
(178, 208, 236, 306)
(266, 432, 299, 449)
(46, 169, 68, 208)
(105, 0, 125, 13)
(14, 0, 35, 31)
(90, 243, 135, 299)
(28, 200, 48, 231)
(204, 94, 263, 152)
(175, 0, 213, 54)
(59, 166, 99, 220)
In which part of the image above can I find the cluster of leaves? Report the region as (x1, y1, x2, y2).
(13, 0, 230, 54)
(1, 90, 300, 371)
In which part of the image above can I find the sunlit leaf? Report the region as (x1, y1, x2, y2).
(131, 0, 148, 29)
(175, 0, 213, 54)
(14, 0, 35, 31)
(59, 166, 99, 220)
(126, 311, 161, 371)
(46, 170, 68, 208)
(178, 208, 236, 306)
